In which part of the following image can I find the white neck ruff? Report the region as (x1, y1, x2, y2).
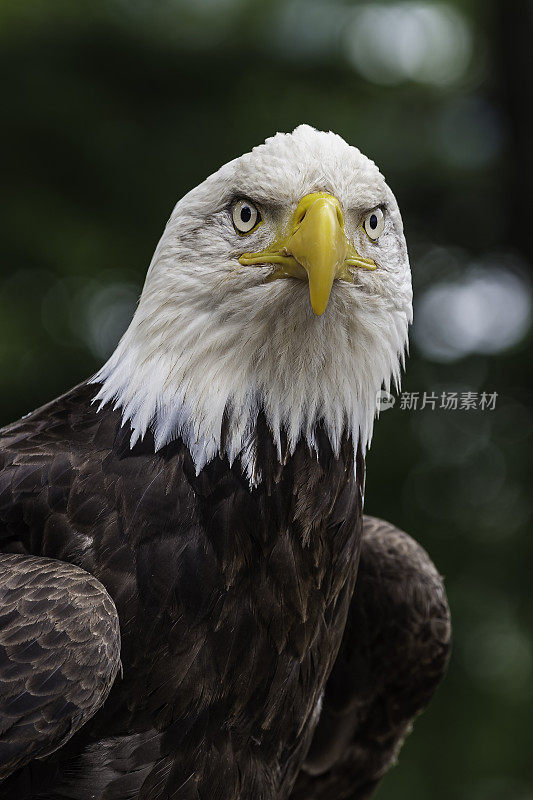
(92, 267, 409, 485)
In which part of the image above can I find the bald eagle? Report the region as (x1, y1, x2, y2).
(0, 126, 450, 800)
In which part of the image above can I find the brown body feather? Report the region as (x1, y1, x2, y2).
(0, 383, 450, 799)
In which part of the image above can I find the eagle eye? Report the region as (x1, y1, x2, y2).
(232, 199, 262, 234)
(363, 208, 385, 241)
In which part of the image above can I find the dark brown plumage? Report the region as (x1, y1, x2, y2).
(292, 518, 452, 799)
(0, 382, 450, 799)
(0, 554, 120, 781)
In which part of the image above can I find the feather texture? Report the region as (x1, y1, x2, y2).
(0, 553, 120, 781)
(292, 517, 452, 799)
(0, 382, 363, 798)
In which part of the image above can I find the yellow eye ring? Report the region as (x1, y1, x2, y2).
(232, 199, 262, 235)
(363, 208, 385, 240)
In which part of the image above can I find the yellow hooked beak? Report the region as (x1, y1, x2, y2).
(239, 192, 376, 316)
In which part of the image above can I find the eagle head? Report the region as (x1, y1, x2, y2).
(94, 125, 412, 481)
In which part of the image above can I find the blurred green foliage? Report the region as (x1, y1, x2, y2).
(1, 1, 532, 798)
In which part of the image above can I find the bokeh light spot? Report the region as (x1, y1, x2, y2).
(344, 2, 472, 86)
(413, 263, 531, 362)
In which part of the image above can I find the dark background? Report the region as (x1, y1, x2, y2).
(1, 1, 532, 797)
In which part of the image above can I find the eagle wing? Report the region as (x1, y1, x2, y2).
(291, 515, 452, 800)
(0, 553, 121, 782)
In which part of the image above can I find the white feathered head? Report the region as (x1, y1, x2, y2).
(94, 125, 412, 482)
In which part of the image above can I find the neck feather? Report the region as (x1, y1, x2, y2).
(91, 281, 407, 486)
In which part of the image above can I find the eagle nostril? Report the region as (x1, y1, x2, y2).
(295, 208, 307, 228)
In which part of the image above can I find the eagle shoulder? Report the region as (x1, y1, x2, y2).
(0, 552, 121, 782)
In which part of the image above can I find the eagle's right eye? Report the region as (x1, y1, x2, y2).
(363, 208, 385, 241)
(232, 199, 262, 234)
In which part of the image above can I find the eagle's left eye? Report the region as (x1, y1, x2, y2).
(363, 208, 385, 240)
(232, 199, 261, 234)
